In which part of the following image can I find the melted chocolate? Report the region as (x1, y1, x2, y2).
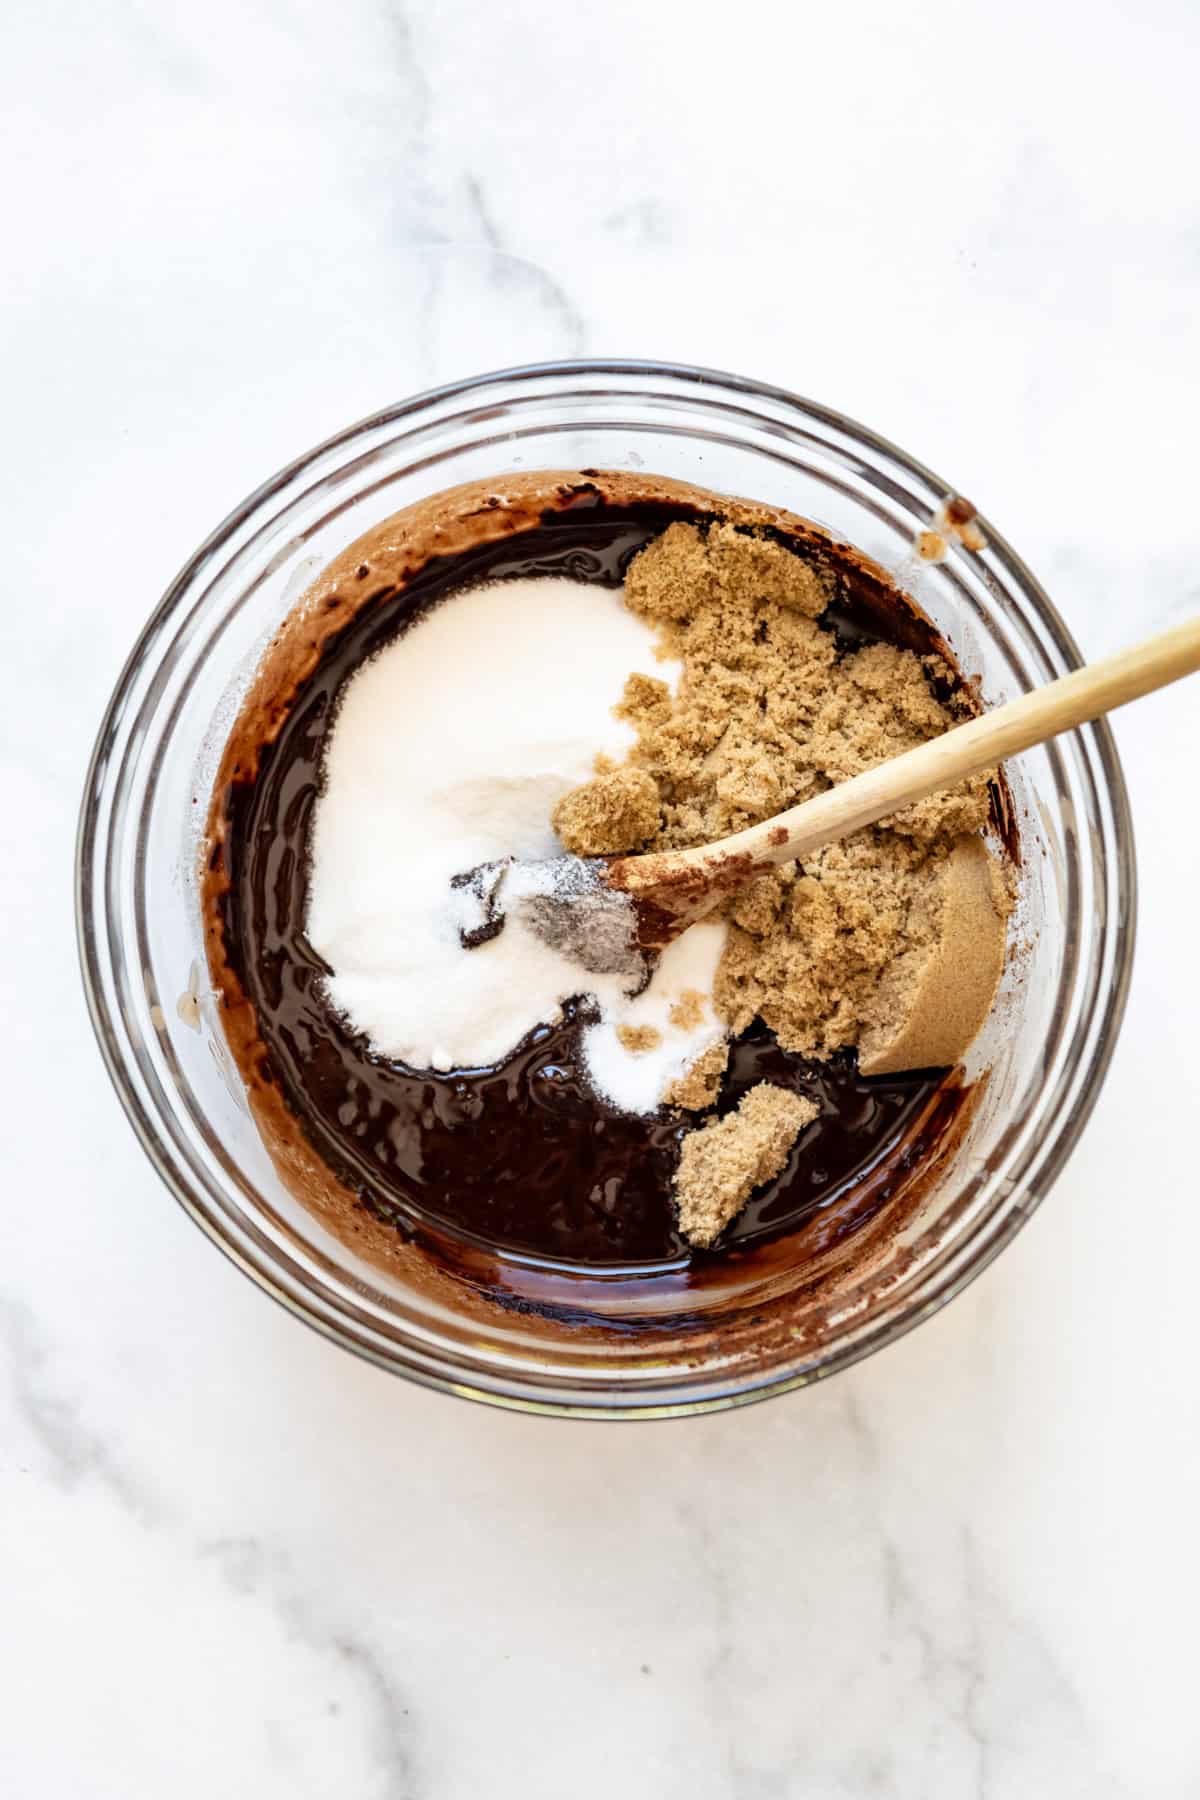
(217, 499, 969, 1271)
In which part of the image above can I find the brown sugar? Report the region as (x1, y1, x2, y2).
(550, 517, 1012, 1243)
(674, 1085, 818, 1248)
(616, 1023, 662, 1055)
(552, 764, 660, 855)
(669, 988, 706, 1030)
(624, 520, 829, 624)
(555, 520, 1011, 1086)
(614, 525, 994, 851)
(856, 836, 1009, 1075)
(715, 835, 1009, 1072)
(663, 1039, 729, 1110)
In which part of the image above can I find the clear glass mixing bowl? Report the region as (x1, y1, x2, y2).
(76, 361, 1136, 1417)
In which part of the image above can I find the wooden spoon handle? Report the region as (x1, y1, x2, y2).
(638, 614, 1200, 879)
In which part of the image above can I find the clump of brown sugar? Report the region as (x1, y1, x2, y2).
(552, 765, 659, 855)
(717, 834, 1010, 1072)
(663, 1039, 728, 1110)
(669, 988, 706, 1031)
(674, 1084, 817, 1248)
(554, 519, 1010, 1087)
(613, 523, 992, 851)
(624, 520, 832, 625)
(616, 1023, 662, 1055)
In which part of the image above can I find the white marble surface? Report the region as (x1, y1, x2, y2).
(4, 2, 1199, 1793)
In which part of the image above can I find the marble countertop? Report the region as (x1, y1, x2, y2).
(5, 2, 1199, 1794)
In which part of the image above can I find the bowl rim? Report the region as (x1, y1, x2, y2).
(76, 357, 1138, 1419)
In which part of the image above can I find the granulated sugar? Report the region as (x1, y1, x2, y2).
(307, 575, 717, 1106)
(581, 920, 728, 1114)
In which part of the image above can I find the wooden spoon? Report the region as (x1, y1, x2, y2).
(602, 614, 1200, 947)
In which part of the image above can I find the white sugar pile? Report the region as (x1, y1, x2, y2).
(306, 575, 727, 1111)
(581, 920, 728, 1112)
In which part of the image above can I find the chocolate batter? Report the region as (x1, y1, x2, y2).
(207, 480, 989, 1276)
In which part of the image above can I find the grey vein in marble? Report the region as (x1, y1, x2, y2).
(0, 1295, 160, 1524)
(463, 171, 587, 355)
(1, 1296, 420, 1796)
(201, 1535, 422, 1797)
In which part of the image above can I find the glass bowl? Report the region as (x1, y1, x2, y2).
(76, 360, 1136, 1417)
